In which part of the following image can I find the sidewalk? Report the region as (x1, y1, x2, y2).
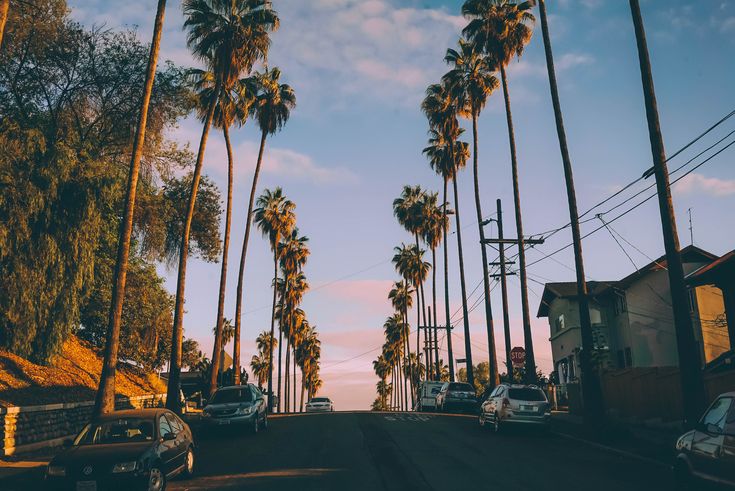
(551, 410, 680, 466)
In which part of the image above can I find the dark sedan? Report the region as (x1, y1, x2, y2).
(46, 408, 195, 491)
(436, 382, 479, 414)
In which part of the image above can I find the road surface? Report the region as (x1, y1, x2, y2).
(169, 411, 673, 490)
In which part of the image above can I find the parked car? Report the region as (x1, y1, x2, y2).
(45, 408, 195, 491)
(305, 397, 334, 413)
(201, 384, 267, 433)
(435, 382, 478, 414)
(415, 381, 445, 412)
(479, 384, 551, 432)
(673, 392, 735, 489)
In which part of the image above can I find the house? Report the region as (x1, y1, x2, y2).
(537, 245, 730, 385)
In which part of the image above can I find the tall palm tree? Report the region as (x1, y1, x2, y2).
(462, 0, 537, 383)
(254, 188, 295, 411)
(373, 354, 391, 409)
(443, 38, 501, 389)
(250, 353, 269, 387)
(167, 0, 279, 413)
(94, 0, 168, 417)
(296, 324, 320, 411)
(419, 192, 448, 381)
(189, 69, 256, 396)
(388, 280, 413, 406)
(0, 0, 9, 49)
(232, 66, 296, 401)
(537, 0, 605, 426)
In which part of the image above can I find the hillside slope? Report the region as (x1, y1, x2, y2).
(0, 336, 166, 407)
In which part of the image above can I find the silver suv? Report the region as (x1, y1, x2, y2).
(479, 384, 551, 432)
(202, 384, 267, 433)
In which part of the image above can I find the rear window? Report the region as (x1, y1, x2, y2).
(209, 388, 253, 404)
(448, 383, 475, 392)
(508, 388, 546, 402)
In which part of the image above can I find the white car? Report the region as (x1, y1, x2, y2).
(416, 381, 445, 412)
(305, 397, 334, 413)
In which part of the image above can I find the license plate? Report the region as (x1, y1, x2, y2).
(76, 481, 97, 491)
(216, 419, 231, 425)
(521, 405, 538, 412)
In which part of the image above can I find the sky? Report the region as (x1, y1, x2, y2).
(67, 0, 735, 410)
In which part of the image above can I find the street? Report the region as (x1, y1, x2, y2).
(168, 412, 674, 491)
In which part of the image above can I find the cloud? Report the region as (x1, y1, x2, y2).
(674, 173, 735, 197)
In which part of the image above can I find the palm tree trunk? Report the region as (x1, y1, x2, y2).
(451, 174, 474, 386)
(442, 177, 455, 382)
(210, 125, 234, 392)
(499, 64, 536, 385)
(539, 0, 605, 425)
(267, 243, 279, 412)
(0, 0, 9, 50)
(285, 335, 290, 413)
(235, 129, 269, 404)
(431, 247, 440, 380)
(629, 0, 705, 427)
(166, 81, 218, 415)
(471, 109, 499, 389)
(276, 298, 283, 413)
(94, 0, 167, 418)
(300, 369, 305, 412)
(420, 282, 430, 379)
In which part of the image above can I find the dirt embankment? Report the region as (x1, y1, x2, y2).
(0, 336, 166, 407)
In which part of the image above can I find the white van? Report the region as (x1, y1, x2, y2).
(416, 381, 445, 412)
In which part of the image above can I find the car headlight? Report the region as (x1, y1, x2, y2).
(236, 405, 255, 415)
(112, 461, 138, 473)
(47, 465, 66, 477)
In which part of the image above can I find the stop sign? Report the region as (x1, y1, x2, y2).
(510, 347, 526, 368)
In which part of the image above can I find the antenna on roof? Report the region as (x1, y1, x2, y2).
(688, 208, 695, 246)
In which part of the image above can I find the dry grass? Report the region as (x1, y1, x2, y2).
(0, 336, 166, 407)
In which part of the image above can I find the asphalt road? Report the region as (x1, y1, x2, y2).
(166, 411, 675, 491)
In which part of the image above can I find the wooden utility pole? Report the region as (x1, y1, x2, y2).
(629, 0, 706, 427)
(482, 234, 543, 384)
(496, 200, 513, 380)
(539, 0, 605, 427)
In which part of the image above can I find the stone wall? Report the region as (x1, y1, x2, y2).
(0, 394, 166, 456)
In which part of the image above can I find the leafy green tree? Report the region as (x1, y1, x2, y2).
(0, 6, 189, 365)
(181, 338, 204, 370)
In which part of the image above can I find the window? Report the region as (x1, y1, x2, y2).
(508, 388, 547, 402)
(688, 288, 697, 313)
(210, 388, 253, 404)
(555, 314, 565, 333)
(590, 308, 602, 325)
(158, 416, 173, 438)
(613, 294, 627, 315)
(701, 398, 733, 432)
(166, 413, 183, 434)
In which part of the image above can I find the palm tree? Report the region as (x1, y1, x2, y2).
(296, 324, 320, 411)
(167, 0, 279, 413)
(250, 353, 269, 388)
(421, 95, 473, 385)
(462, 0, 537, 384)
(419, 192, 448, 381)
(94, 0, 168, 417)
(0, 0, 9, 49)
(232, 66, 296, 402)
(373, 354, 391, 409)
(254, 188, 295, 411)
(189, 69, 256, 396)
(443, 38, 501, 389)
(388, 280, 413, 406)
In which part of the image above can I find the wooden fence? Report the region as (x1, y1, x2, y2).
(600, 367, 735, 422)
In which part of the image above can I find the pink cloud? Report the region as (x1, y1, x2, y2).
(674, 173, 735, 197)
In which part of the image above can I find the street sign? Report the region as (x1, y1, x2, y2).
(456, 358, 466, 364)
(510, 347, 526, 368)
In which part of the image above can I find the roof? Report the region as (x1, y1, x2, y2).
(96, 408, 168, 421)
(686, 249, 735, 287)
(536, 281, 617, 318)
(617, 245, 718, 288)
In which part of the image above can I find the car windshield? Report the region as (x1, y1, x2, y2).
(210, 388, 253, 405)
(74, 418, 154, 445)
(508, 388, 547, 402)
(448, 383, 475, 393)
(311, 398, 330, 403)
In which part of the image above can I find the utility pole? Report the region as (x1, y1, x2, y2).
(539, 0, 605, 427)
(481, 235, 543, 385)
(495, 200, 513, 380)
(688, 208, 694, 246)
(630, 0, 706, 428)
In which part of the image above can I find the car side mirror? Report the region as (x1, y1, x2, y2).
(162, 432, 176, 441)
(705, 423, 723, 436)
(62, 438, 73, 448)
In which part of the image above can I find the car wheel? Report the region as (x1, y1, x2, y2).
(183, 446, 195, 478)
(148, 466, 166, 491)
(492, 413, 501, 434)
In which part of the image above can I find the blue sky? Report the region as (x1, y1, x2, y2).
(68, 0, 735, 409)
